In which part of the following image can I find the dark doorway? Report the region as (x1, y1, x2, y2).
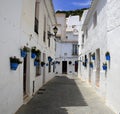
(75, 61, 78, 72)
(62, 61, 67, 74)
(23, 55, 27, 97)
(43, 53, 46, 84)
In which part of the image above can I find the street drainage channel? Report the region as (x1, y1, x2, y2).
(37, 88, 46, 95)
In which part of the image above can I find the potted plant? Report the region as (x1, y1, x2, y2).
(102, 62, 107, 70)
(89, 62, 93, 68)
(46, 63, 48, 66)
(20, 46, 30, 58)
(35, 49, 41, 57)
(41, 61, 45, 67)
(34, 58, 40, 66)
(83, 62, 87, 67)
(105, 51, 110, 60)
(69, 61, 72, 65)
(48, 56, 53, 62)
(10, 56, 22, 70)
(92, 53, 95, 60)
(31, 47, 36, 59)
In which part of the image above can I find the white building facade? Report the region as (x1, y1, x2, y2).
(0, 0, 57, 114)
(78, 0, 120, 113)
(55, 14, 81, 75)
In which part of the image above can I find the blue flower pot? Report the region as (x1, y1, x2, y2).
(106, 55, 110, 61)
(102, 65, 107, 70)
(10, 63, 19, 70)
(34, 61, 39, 66)
(90, 64, 93, 68)
(92, 56, 95, 60)
(31, 53, 36, 59)
(21, 50, 27, 58)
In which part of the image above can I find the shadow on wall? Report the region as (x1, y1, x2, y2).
(16, 76, 88, 114)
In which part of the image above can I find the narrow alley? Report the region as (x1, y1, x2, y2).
(16, 76, 115, 114)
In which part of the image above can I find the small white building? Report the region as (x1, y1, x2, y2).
(78, 0, 120, 113)
(55, 14, 81, 75)
(0, 0, 57, 114)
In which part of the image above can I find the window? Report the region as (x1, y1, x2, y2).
(72, 44, 78, 55)
(93, 11, 97, 28)
(82, 34, 84, 43)
(48, 25, 50, 47)
(43, 16, 46, 42)
(48, 61, 51, 72)
(34, 1, 39, 34)
(36, 56, 41, 76)
(75, 61, 78, 72)
(48, 38, 50, 47)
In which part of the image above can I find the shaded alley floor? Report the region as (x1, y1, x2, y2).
(16, 76, 115, 114)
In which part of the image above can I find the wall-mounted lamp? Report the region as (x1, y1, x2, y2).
(47, 26, 58, 38)
(53, 26, 58, 37)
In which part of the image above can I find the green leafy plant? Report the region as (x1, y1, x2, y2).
(31, 46, 36, 53)
(21, 46, 30, 52)
(35, 49, 41, 57)
(10, 56, 22, 64)
(103, 62, 107, 66)
(105, 51, 110, 56)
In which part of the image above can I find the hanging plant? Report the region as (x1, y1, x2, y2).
(31, 46, 36, 59)
(48, 56, 53, 62)
(89, 62, 93, 68)
(69, 61, 72, 64)
(35, 49, 41, 57)
(41, 61, 45, 67)
(34, 58, 40, 66)
(92, 53, 95, 60)
(46, 63, 48, 66)
(105, 51, 110, 61)
(20, 46, 30, 58)
(82, 62, 87, 67)
(102, 62, 107, 70)
(10, 56, 22, 70)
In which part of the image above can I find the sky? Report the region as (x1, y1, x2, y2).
(53, 0, 91, 11)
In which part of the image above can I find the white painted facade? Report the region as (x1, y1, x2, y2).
(55, 14, 81, 75)
(78, 0, 120, 113)
(0, 0, 56, 114)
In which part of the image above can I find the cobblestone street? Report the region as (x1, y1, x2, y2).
(16, 76, 115, 114)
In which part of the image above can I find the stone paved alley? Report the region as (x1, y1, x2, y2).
(16, 76, 115, 114)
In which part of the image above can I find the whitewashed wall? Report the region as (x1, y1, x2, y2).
(106, 0, 120, 113)
(79, 0, 120, 113)
(0, 1, 23, 114)
(79, 0, 108, 97)
(0, 0, 56, 114)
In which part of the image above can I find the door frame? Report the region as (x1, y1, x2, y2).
(23, 52, 30, 99)
(96, 49, 100, 87)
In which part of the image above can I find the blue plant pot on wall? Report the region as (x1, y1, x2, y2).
(106, 55, 110, 61)
(34, 61, 39, 66)
(31, 53, 36, 59)
(102, 65, 107, 70)
(90, 64, 93, 68)
(21, 50, 27, 58)
(10, 63, 19, 70)
(92, 56, 95, 60)
(46, 63, 48, 66)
